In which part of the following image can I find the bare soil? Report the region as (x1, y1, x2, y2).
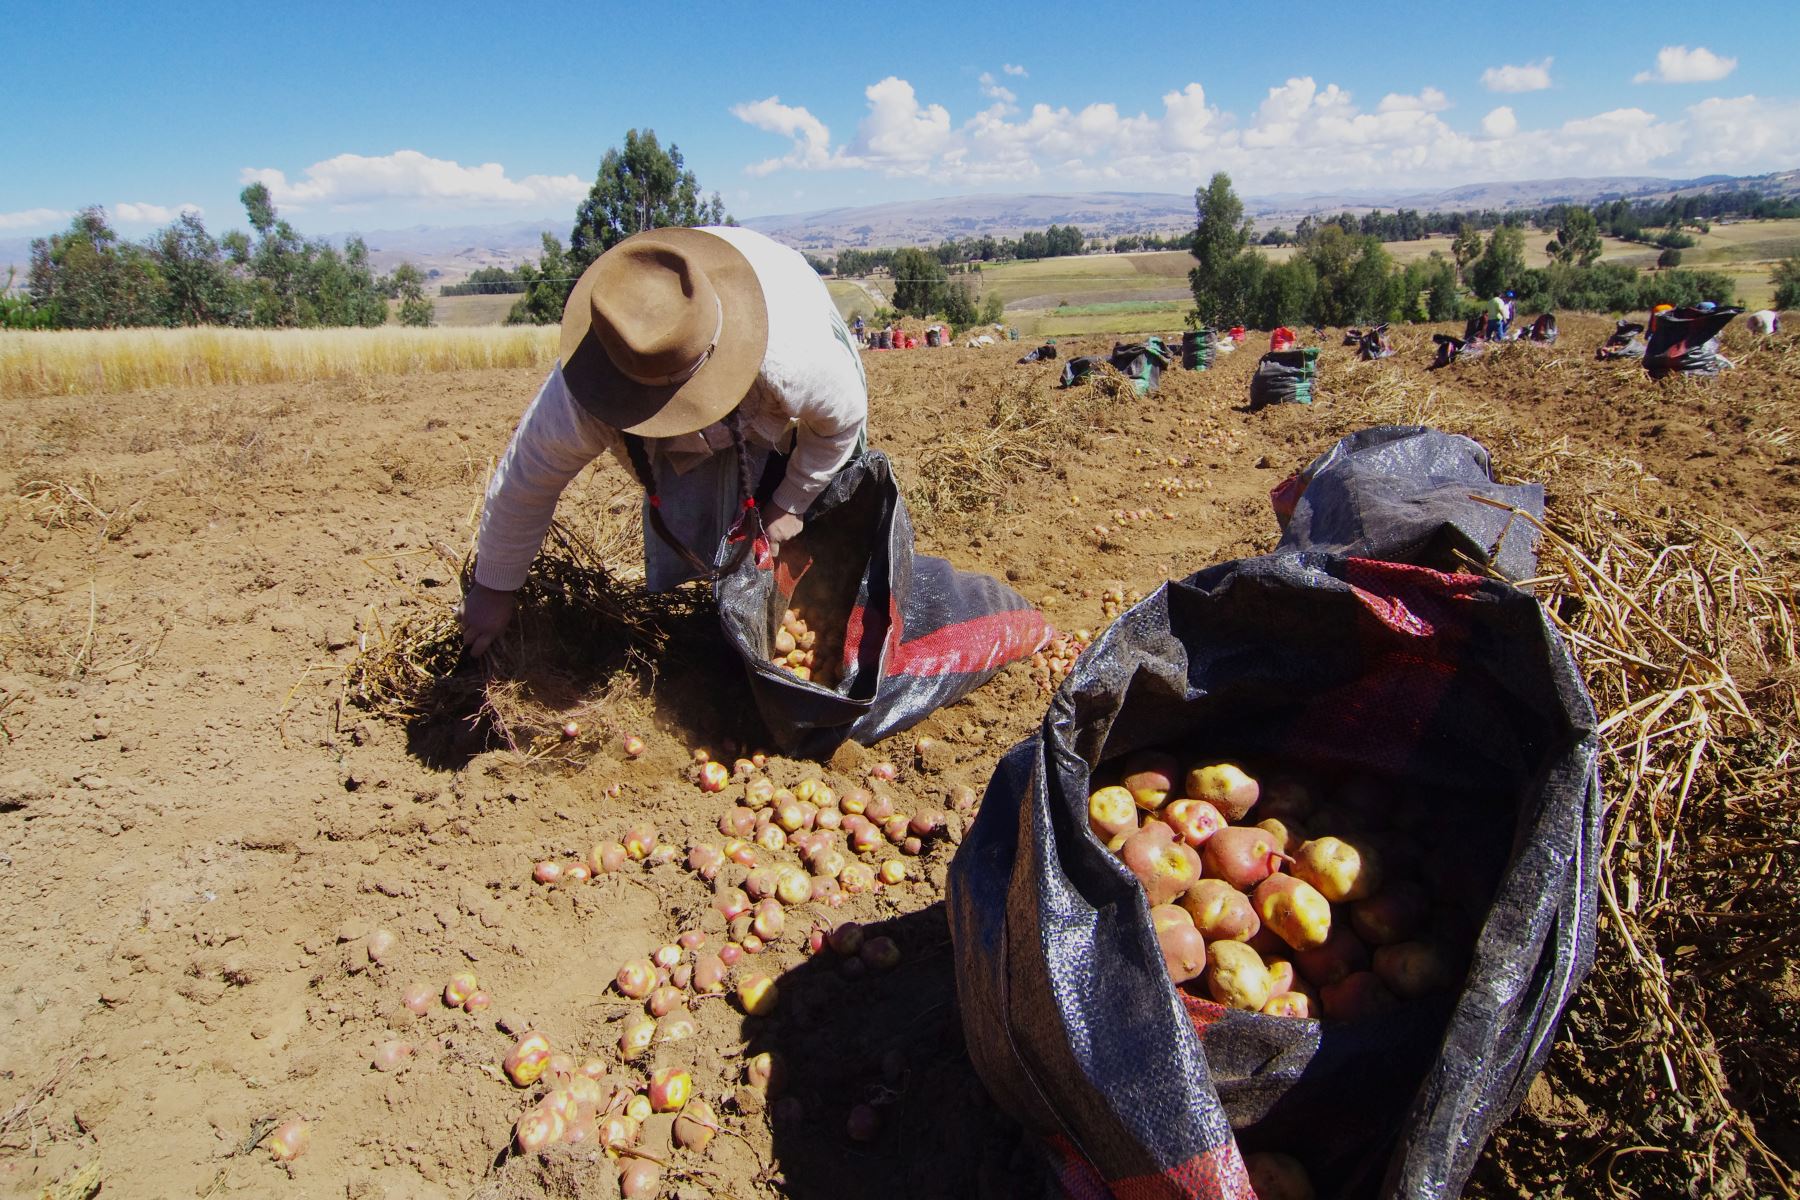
(0, 316, 1794, 1198)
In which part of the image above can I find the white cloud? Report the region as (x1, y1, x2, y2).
(1482, 59, 1553, 93)
(850, 77, 954, 173)
(731, 96, 838, 176)
(978, 71, 1016, 105)
(0, 207, 73, 231)
(1002, 63, 1026, 77)
(1677, 94, 1800, 170)
(727, 70, 1800, 196)
(112, 201, 203, 224)
(1378, 87, 1449, 114)
(239, 150, 586, 210)
(1635, 45, 1738, 84)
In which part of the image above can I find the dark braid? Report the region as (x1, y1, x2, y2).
(621, 432, 658, 496)
(621, 431, 713, 576)
(724, 407, 757, 514)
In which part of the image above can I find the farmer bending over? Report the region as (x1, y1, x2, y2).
(459, 226, 869, 656)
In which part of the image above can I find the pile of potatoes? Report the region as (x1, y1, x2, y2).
(770, 607, 837, 686)
(1090, 753, 1474, 1022)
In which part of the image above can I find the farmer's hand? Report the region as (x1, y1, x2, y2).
(459, 581, 518, 657)
(764, 507, 804, 556)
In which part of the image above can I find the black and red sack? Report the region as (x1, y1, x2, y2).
(948, 428, 1601, 1198)
(717, 449, 1050, 759)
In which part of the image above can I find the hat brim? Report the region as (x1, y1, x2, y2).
(559, 227, 768, 439)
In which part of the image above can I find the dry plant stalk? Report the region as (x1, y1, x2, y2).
(343, 520, 701, 761)
(910, 365, 1131, 516)
(1337, 339, 1800, 1199)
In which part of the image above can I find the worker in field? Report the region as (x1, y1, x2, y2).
(458, 226, 869, 657)
(1485, 292, 1507, 340)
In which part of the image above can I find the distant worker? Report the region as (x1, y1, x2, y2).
(459, 226, 869, 657)
(1501, 291, 1516, 338)
(1485, 293, 1507, 340)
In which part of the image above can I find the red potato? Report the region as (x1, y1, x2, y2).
(1158, 922, 1208, 985)
(1350, 880, 1431, 946)
(1261, 990, 1314, 1019)
(515, 1108, 562, 1154)
(1373, 941, 1456, 999)
(401, 983, 434, 1015)
(839, 862, 876, 894)
(504, 1031, 553, 1087)
(775, 866, 812, 906)
(623, 824, 658, 860)
(827, 921, 866, 956)
(847, 1103, 882, 1142)
(745, 1050, 784, 1095)
(532, 860, 562, 885)
(1244, 1151, 1316, 1200)
(864, 793, 895, 822)
(1291, 836, 1382, 903)
(861, 936, 902, 971)
(1251, 874, 1333, 951)
(371, 1040, 412, 1071)
(616, 959, 657, 1000)
(1149, 903, 1194, 935)
(1161, 798, 1228, 848)
(620, 1159, 662, 1199)
(591, 842, 629, 874)
(692, 954, 727, 993)
(719, 807, 757, 838)
(365, 929, 396, 964)
(1180, 879, 1261, 942)
(462, 990, 492, 1014)
(1121, 751, 1180, 811)
(1183, 762, 1260, 821)
(646, 985, 686, 1017)
(687, 843, 725, 880)
(1293, 925, 1370, 988)
(1205, 940, 1273, 1011)
(1119, 822, 1203, 906)
(267, 1118, 310, 1161)
(1321, 970, 1399, 1021)
(443, 972, 478, 1008)
(648, 1067, 691, 1112)
(674, 1099, 718, 1151)
(1265, 958, 1297, 996)
(618, 1016, 656, 1060)
(744, 778, 776, 809)
(1200, 825, 1286, 890)
(656, 1012, 698, 1043)
(738, 973, 779, 1016)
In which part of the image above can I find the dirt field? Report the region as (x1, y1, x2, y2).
(1, 316, 1795, 1199)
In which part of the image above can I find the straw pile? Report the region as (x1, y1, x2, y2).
(1337, 333, 1799, 1198)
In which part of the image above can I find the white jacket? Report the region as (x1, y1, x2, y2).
(474, 226, 868, 591)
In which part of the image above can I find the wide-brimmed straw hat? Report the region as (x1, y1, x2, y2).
(559, 227, 768, 438)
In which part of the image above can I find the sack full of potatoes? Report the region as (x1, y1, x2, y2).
(948, 427, 1601, 1199)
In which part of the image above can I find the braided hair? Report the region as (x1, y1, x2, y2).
(620, 408, 758, 578)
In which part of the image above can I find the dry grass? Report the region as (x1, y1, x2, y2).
(1336, 338, 1800, 1199)
(908, 364, 1136, 517)
(0, 326, 558, 398)
(342, 519, 707, 766)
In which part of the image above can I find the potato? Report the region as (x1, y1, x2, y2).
(1118, 821, 1202, 907)
(1321, 970, 1398, 1021)
(1293, 924, 1370, 989)
(1122, 751, 1180, 812)
(1204, 940, 1272, 1011)
(1251, 874, 1332, 951)
(1162, 798, 1227, 847)
(1179, 879, 1260, 942)
(1201, 826, 1285, 890)
(1291, 836, 1382, 903)
(1256, 816, 1306, 855)
(1261, 990, 1314, 1019)
(1087, 785, 1137, 843)
(1349, 880, 1430, 946)
(1372, 940, 1457, 999)
(1183, 762, 1260, 821)
(1158, 923, 1208, 985)
(1244, 1151, 1315, 1200)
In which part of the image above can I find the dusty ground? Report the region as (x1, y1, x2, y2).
(0, 316, 1794, 1199)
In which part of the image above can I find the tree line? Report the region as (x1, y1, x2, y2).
(1187, 173, 1754, 332)
(9, 184, 433, 330)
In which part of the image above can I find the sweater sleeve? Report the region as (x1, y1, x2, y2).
(473, 367, 618, 591)
(766, 317, 868, 515)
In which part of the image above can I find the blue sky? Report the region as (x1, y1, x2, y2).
(4, 0, 1797, 240)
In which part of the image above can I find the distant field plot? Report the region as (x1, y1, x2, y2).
(430, 293, 520, 326)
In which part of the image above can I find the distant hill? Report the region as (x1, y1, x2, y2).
(5, 169, 1795, 289)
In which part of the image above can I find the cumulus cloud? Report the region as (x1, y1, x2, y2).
(732, 96, 838, 176)
(239, 150, 586, 210)
(1002, 63, 1026, 77)
(849, 77, 954, 173)
(1482, 59, 1553, 93)
(727, 71, 1800, 194)
(0, 207, 73, 231)
(1377, 87, 1449, 114)
(112, 201, 202, 224)
(1635, 45, 1738, 84)
(978, 71, 1016, 105)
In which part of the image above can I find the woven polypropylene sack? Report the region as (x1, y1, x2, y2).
(948, 440, 1601, 1199)
(1644, 306, 1741, 378)
(1270, 426, 1545, 582)
(715, 450, 1049, 759)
